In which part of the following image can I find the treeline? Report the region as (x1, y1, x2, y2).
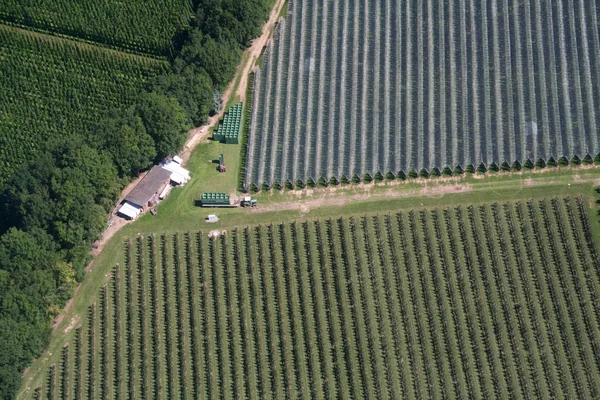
(0, 0, 273, 397)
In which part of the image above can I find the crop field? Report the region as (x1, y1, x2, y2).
(0, 0, 193, 55)
(0, 26, 168, 186)
(26, 197, 600, 399)
(245, 0, 600, 189)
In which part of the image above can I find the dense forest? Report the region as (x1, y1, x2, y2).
(0, 0, 273, 397)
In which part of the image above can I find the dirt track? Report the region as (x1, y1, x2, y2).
(180, 0, 287, 163)
(248, 164, 600, 215)
(252, 182, 473, 214)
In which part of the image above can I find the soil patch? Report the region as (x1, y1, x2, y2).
(52, 297, 76, 330)
(255, 182, 472, 214)
(63, 315, 80, 334)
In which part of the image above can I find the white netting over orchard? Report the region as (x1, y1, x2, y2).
(244, 0, 600, 189)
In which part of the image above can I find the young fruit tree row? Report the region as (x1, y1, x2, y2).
(33, 197, 600, 399)
(0, 0, 192, 55)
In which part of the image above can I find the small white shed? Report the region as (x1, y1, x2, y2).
(206, 215, 219, 223)
(159, 184, 172, 200)
(170, 172, 187, 185)
(117, 201, 142, 220)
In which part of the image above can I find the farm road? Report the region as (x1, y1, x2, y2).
(250, 165, 600, 215)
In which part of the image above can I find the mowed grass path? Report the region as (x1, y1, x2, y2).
(21, 196, 600, 399)
(134, 161, 600, 235)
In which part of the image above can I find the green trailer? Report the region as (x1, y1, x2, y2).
(200, 192, 237, 207)
(199, 193, 257, 208)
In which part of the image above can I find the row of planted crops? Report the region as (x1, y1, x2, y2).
(245, 0, 600, 190)
(28, 196, 600, 399)
(0, 0, 192, 55)
(0, 25, 167, 186)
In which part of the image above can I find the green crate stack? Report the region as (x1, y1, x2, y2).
(213, 103, 242, 144)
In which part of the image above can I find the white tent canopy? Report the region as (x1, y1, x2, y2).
(170, 172, 186, 185)
(161, 160, 190, 184)
(117, 201, 142, 220)
(159, 184, 172, 200)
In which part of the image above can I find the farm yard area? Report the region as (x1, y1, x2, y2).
(4, 0, 600, 399)
(245, 0, 600, 189)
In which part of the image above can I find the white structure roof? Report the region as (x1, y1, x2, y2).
(159, 184, 172, 199)
(161, 160, 190, 184)
(170, 172, 186, 185)
(118, 202, 142, 220)
(172, 155, 183, 164)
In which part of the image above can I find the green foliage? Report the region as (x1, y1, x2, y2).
(94, 108, 156, 178)
(0, 0, 274, 397)
(0, 228, 57, 399)
(194, 0, 271, 46)
(0, 0, 193, 55)
(0, 26, 168, 186)
(173, 0, 272, 91)
(148, 66, 214, 126)
(178, 30, 242, 88)
(1, 139, 120, 259)
(52, 262, 77, 300)
(0, 142, 119, 400)
(27, 199, 600, 398)
(135, 92, 190, 161)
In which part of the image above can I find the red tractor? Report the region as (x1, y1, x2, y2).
(218, 154, 227, 172)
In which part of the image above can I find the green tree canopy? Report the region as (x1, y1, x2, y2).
(0, 228, 57, 399)
(178, 30, 241, 88)
(0, 0, 273, 396)
(149, 66, 214, 126)
(95, 108, 156, 178)
(194, 0, 271, 47)
(135, 92, 190, 161)
(0, 140, 119, 262)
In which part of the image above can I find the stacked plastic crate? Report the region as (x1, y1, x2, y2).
(213, 103, 242, 144)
